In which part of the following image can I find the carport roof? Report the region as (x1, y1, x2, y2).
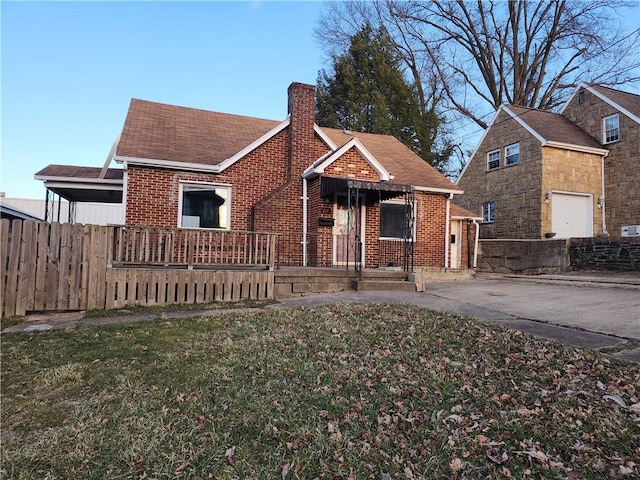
(34, 165, 124, 203)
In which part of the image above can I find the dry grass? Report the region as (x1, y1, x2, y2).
(1, 304, 638, 479)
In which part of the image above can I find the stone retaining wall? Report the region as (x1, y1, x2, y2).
(477, 239, 570, 274)
(570, 237, 640, 271)
(477, 237, 640, 273)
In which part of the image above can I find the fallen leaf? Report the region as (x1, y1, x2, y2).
(486, 448, 509, 464)
(602, 394, 626, 407)
(449, 458, 463, 472)
(225, 446, 236, 466)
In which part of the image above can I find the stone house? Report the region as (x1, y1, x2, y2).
(36, 82, 479, 272)
(560, 84, 640, 238)
(456, 83, 639, 239)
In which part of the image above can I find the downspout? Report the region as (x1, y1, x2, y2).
(444, 193, 453, 268)
(302, 177, 308, 266)
(600, 153, 609, 237)
(472, 219, 480, 268)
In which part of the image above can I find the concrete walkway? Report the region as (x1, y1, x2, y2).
(3, 271, 639, 363)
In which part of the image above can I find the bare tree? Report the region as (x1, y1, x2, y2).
(317, 0, 640, 130)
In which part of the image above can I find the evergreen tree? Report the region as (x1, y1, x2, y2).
(316, 24, 452, 172)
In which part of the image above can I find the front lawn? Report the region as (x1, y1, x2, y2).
(1, 304, 638, 479)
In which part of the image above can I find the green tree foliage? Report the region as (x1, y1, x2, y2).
(316, 24, 453, 172)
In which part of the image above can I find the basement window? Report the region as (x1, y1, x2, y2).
(482, 202, 495, 223)
(179, 182, 231, 229)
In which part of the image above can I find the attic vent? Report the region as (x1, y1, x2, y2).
(578, 91, 585, 104)
(342, 129, 352, 135)
(622, 225, 640, 237)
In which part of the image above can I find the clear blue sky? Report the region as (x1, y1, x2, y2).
(1, 1, 327, 199)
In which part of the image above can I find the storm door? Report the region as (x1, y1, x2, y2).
(333, 193, 364, 268)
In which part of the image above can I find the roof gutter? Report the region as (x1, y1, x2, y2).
(415, 186, 463, 195)
(543, 141, 609, 156)
(114, 155, 223, 173)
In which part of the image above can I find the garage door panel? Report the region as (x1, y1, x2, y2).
(552, 193, 592, 238)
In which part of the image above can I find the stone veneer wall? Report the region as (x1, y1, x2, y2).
(562, 87, 640, 238)
(540, 146, 603, 236)
(570, 237, 640, 271)
(457, 109, 544, 239)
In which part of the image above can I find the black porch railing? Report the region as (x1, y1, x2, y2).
(276, 233, 413, 271)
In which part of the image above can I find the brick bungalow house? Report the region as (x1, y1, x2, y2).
(456, 83, 639, 240)
(35, 82, 479, 274)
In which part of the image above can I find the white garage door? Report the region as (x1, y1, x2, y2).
(552, 193, 592, 238)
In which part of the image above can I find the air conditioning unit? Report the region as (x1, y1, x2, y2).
(621, 225, 640, 237)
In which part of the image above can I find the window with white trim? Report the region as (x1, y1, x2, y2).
(482, 202, 495, 223)
(380, 200, 414, 240)
(487, 149, 500, 170)
(179, 182, 231, 229)
(505, 143, 520, 166)
(603, 114, 619, 143)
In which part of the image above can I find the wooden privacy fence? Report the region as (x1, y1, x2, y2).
(1, 220, 276, 318)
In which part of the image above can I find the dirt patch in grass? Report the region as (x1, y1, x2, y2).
(1, 304, 638, 479)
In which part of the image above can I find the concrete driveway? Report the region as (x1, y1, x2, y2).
(425, 276, 640, 340)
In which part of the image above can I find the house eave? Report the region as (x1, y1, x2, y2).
(114, 155, 223, 173)
(415, 186, 463, 195)
(543, 141, 609, 156)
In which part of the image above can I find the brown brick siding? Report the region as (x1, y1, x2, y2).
(324, 149, 380, 180)
(125, 84, 458, 268)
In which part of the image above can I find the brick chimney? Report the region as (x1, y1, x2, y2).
(287, 82, 316, 174)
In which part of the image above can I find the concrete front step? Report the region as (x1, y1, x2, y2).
(353, 279, 418, 292)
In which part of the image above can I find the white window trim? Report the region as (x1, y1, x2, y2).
(379, 199, 416, 241)
(482, 202, 495, 224)
(487, 149, 500, 171)
(505, 143, 520, 166)
(603, 114, 620, 144)
(178, 181, 232, 230)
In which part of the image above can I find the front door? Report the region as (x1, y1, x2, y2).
(450, 221, 462, 268)
(333, 194, 364, 266)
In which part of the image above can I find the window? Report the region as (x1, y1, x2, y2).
(487, 149, 500, 170)
(603, 114, 619, 143)
(380, 201, 414, 239)
(482, 202, 495, 223)
(505, 143, 520, 166)
(179, 182, 231, 229)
